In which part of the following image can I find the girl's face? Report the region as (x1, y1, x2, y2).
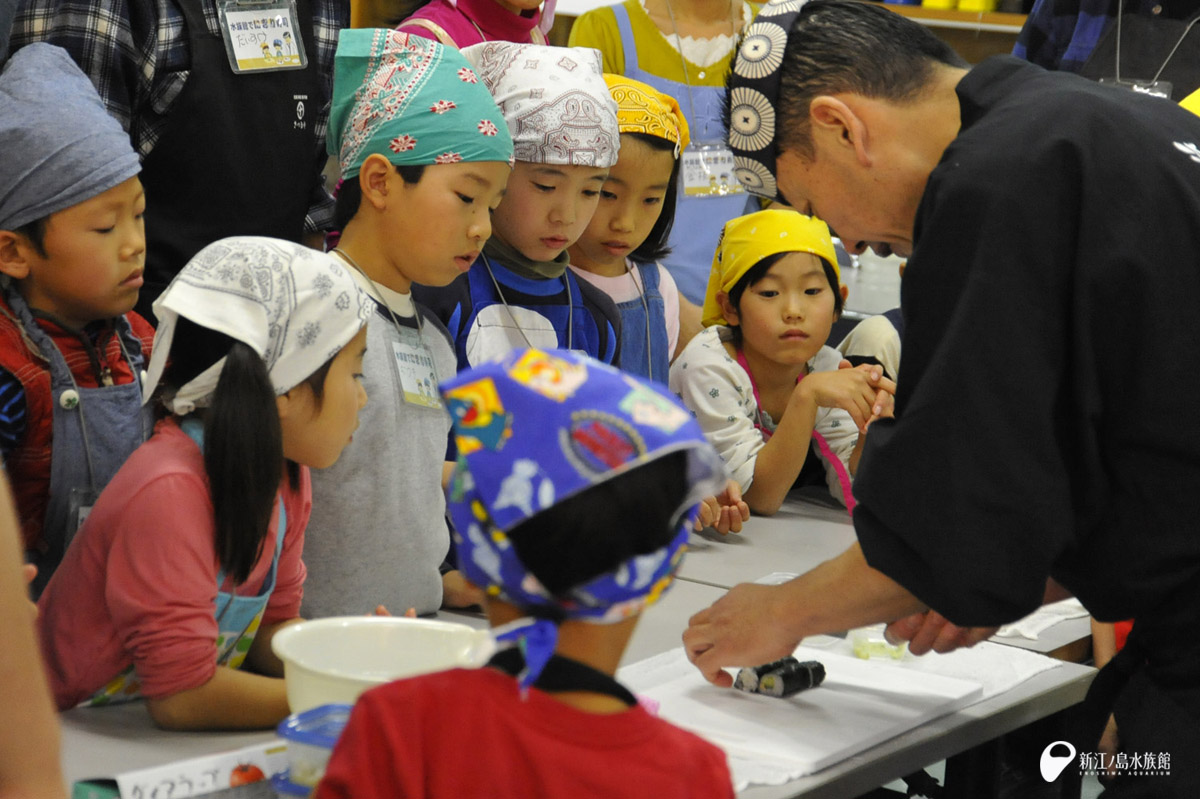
(490, 161, 608, 263)
(719, 252, 840, 367)
(381, 160, 510, 290)
(569, 137, 675, 275)
(278, 327, 369, 469)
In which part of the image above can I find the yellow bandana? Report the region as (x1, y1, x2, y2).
(1182, 87, 1200, 117)
(701, 209, 839, 328)
(604, 74, 690, 157)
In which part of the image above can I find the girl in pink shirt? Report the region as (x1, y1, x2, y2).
(397, 0, 553, 48)
(36, 237, 371, 730)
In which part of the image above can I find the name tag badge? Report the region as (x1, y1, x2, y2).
(391, 329, 442, 410)
(68, 486, 98, 535)
(1098, 77, 1174, 100)
(681, 143, 745, 199)
(218, 0, 308, 74)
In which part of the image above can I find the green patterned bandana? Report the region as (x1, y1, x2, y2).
(329, 28, 513, 177)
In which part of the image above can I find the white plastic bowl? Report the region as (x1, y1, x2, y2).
(272, 616, 495, 712)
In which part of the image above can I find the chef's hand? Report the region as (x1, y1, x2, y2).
(883, 610, 996, 655)
(694, 481, 750, 535)
(683, 583, 800, 687)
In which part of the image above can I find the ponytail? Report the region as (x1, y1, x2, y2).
(160, 318, 285, 586)
(206, 341, 283, 585)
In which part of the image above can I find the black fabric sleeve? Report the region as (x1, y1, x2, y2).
(852, 134, 1082, 626)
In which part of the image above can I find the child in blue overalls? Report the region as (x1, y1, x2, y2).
(569, 74, 689, 383)
(414, 42, 623, 372)
(0, 44, 152, 597)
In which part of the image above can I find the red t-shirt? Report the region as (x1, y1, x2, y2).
(37, 418, 309, 708)
(316, 666, 734, 799)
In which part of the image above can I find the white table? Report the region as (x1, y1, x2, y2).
(59, 506, 1094, 798)
(682, 494, 1094, 658)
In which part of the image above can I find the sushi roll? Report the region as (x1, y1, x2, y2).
(756, 660, 826, 698)
(733, 656, 802, 693)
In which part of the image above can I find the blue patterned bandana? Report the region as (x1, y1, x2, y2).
(442, 349, 726, 689)
(728, 0, 808, 202)
(329, 28, 513, 177)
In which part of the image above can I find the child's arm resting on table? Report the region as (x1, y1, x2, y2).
(146, 660, 291, 731)
(745, 365, 894, 515)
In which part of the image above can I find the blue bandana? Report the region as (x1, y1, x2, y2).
(442, 349, 726, 689)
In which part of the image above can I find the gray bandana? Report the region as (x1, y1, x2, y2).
(0, 43, 140, 230)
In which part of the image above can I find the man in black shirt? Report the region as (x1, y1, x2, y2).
(685, 2, 1200, 793)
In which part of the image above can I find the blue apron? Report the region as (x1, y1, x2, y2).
(614, 4, 754, 305)
(617, 261, 671, 383)
(459, 257, 609, 370)
(85, 419, 287, 706)
(4, 288, 153, 598)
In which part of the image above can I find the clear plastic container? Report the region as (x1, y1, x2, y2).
(849, 626, 908, 661)
(276, 703, 353, 788)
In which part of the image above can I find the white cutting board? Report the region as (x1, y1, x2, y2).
(619, 645, 983, 783)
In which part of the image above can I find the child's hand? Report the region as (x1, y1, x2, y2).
(694, 480, 751, 535)
(838, 360, 896, 424)
(371, 605, 417, 618)
(441, 570, 485, 610)
(798, 363, 896, 432)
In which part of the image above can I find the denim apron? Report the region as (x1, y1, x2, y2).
(614, 4, 754, 304)
(617, 261, 670, 383)
(4, 289, 152, 598)
(84, 419, 287, 706)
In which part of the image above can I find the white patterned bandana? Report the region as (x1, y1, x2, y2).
(728, 0, 809, 202)
(461, 42, 620, 167)
(143, 237, 373, 414)
(329, 28, 513, 177)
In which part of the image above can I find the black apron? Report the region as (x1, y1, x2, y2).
(137, 0, 323, 320)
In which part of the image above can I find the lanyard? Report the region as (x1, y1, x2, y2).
(661, 0, 741, 137)
(480, 252, 574, 351)
(734, 347, 856, 514)
(332, 247, 429, 349)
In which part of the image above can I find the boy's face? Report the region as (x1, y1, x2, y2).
(490, 162, 608, 263)
(381, 160, 510, 289)
(10, 177, 146, 329)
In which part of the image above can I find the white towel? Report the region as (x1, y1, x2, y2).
(996, 598, 1089, 641)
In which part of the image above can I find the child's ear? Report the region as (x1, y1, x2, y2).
(360, 153, 394, 212)
(840, 284, 849, 304)
(0, 231, 32, 281)
(716, 291, 739, 326)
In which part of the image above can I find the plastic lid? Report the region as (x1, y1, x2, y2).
(276, 703, 354, 748)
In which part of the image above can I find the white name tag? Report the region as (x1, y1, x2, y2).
(681, 143, 745, 198)
(219, 0, 308, 74)
(391, 329, 442, 410)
